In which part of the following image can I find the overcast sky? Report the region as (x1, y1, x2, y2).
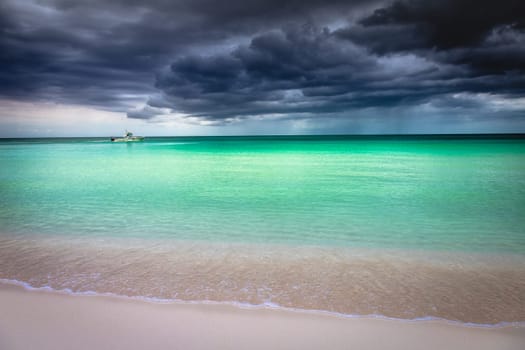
(1, 0, 524, 136)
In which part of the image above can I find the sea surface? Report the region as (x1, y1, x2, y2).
(1, 135, 525, 324)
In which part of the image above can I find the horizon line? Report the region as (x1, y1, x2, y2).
(2, 132, 525, 140)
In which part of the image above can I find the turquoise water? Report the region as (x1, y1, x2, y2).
(2, 135, 525, 323)
(1, 135, 525, 253)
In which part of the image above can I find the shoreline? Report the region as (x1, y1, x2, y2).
(1, 282, 524, 350)
(2, 234, 525, 325)
(2, 278, 524, 329)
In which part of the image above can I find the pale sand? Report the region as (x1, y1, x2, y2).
(0, 284, 524, 350)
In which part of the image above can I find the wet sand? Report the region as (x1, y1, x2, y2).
(2, 235, 525, 324)
(1, 283, 524, 350)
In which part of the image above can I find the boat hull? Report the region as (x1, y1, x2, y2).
(111, 137, 145, 142)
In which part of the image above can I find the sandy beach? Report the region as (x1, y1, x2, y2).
(2, 0, 525, 346)
(1, 283, 524, 350)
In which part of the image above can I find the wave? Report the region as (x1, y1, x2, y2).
(2, 278, 523, 329)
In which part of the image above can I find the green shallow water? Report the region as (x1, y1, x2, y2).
(1, 135, 525, 254)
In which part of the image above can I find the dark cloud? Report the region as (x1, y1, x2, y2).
(340, 0, 525, 75)
(146, 17, 524, 121)
(1, 0, 524, 128)
(0, 0, 378, 111)
(148, 24, 424, 120)
(358, 0, 525, 49)
(137, 0, 525, 121)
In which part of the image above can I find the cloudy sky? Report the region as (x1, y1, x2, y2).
(1, 0, 524, 136)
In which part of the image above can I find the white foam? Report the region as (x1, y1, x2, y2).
(1, 278, 523, 329)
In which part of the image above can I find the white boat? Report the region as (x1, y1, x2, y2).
(111, 130, 145, 142)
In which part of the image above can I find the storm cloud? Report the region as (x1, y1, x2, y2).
(1, 0, 524, 131)
(148, 24, 448, 121)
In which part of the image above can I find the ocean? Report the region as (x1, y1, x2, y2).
(1, 135, 524, 324)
